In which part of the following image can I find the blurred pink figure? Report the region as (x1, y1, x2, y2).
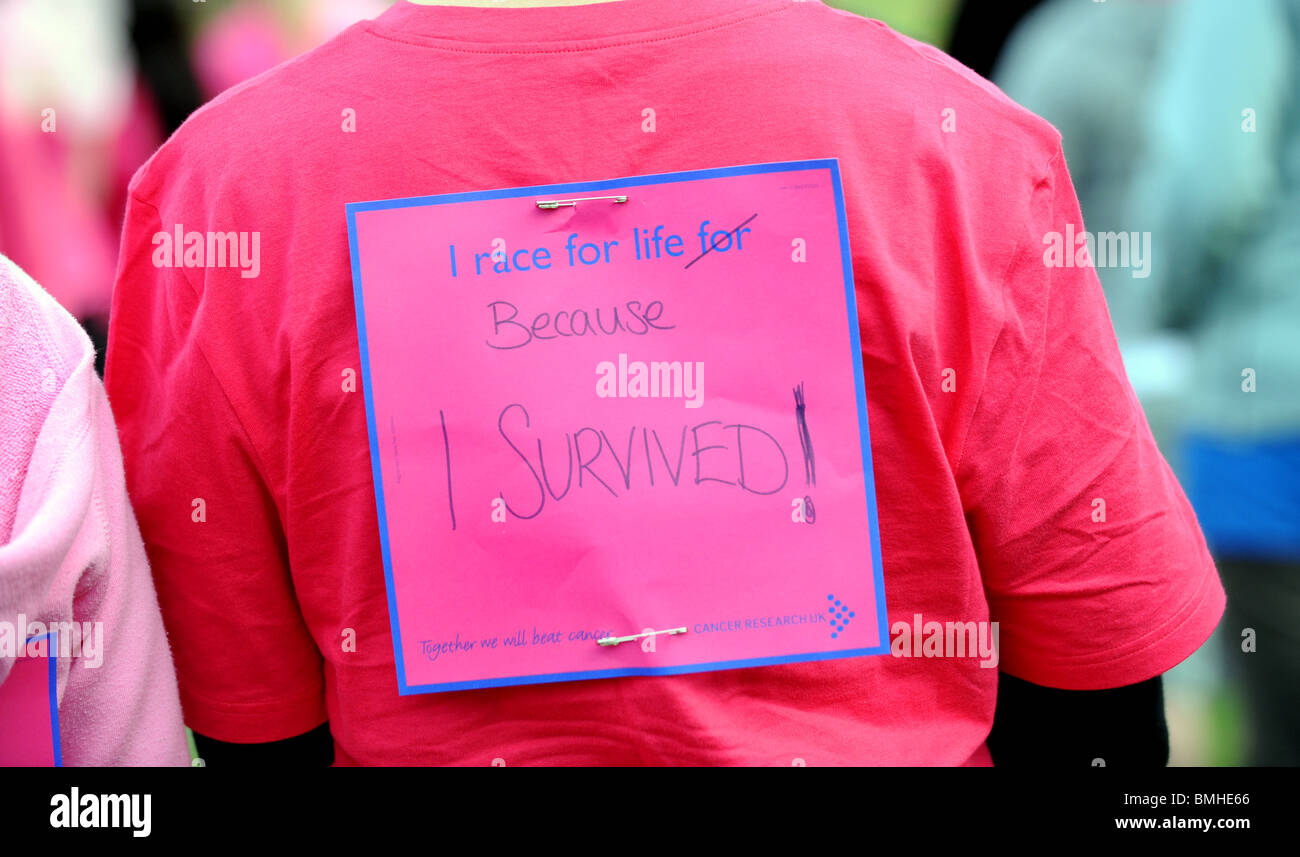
(0, 114, 117, 322)
(192, 0, 388, 100)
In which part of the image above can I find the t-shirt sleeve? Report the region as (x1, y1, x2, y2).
(105, 190, 327, 742)
(955, 143, 1225, 691)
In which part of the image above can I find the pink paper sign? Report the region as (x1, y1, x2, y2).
(347, 160, 887, 694)
(0, 633, 61, 765)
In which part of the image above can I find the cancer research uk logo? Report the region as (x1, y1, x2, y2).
(826, 595, 999, 668)
(827, 594, 854, 639)
(151, 224, 260, 278)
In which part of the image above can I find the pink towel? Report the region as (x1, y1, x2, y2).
(0, 254, 189, 766)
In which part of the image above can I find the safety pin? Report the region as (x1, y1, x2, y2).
(536, 195, 628, 210)
(597, 627, 687, 647)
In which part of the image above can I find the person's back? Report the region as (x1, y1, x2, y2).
(106, 0, 1222, 765)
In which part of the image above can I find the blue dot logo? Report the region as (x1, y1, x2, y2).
(825, 594, 852, 639)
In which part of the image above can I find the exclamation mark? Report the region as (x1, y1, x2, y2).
(794, 382, 815, 486)
(441, 409, 457, 531)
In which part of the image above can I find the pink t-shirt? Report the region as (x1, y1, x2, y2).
(105, 0, 1224, 765)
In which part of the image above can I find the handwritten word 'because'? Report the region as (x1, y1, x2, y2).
(485, 299, 674, 350)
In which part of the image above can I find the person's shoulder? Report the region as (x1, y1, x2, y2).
(789, 2, 1064, 169)
(0, 255, 89, 391)
(0, 255, 94, 520)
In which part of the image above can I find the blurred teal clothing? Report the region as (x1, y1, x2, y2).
(1130, 0, 1300, 439)
(1183, 434, 1300, 559)
(995, 0, 1171, 344)
(1133, 0, 1300, 559)
(1002, 0, 1300, 557)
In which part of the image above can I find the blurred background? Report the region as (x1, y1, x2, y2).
(2, 0, 1296, 765)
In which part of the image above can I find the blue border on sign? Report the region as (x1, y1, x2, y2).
(346, 159, 889, 695)
(46, 632, 61, 766)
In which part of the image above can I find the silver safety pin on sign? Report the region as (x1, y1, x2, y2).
(597, 627, 687, 647)
(536, 194, 628, 210)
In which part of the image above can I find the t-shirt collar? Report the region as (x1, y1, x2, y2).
(369, 0, 786, 51)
